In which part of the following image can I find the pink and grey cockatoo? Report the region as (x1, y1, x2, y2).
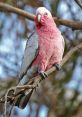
(15, 7, 65, 109)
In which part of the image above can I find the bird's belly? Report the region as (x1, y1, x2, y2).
(46, 47, 63, 70)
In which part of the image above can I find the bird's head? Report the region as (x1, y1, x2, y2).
(35, 7, 53, 27)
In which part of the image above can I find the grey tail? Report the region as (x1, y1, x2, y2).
(15, 89, 33, 109)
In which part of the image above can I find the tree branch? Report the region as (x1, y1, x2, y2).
(0, 2, 82, 30)
(75, 0, 82, 9)
(0, 2, 35, 20)
(16, 43, 82, 89)
(0, 43, 81, 117)
(33, 43, 82, 84)
(0, 43, 82, 104)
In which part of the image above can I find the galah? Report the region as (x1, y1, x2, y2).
(15, 7, 65, 109)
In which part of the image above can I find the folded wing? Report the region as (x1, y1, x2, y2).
(19, 32, 39, 80)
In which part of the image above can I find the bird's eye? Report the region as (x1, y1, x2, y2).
(44, 12, 48, 15)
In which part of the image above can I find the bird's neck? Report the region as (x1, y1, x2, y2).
(36, 19, 59, 38)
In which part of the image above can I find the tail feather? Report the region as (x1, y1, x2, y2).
(15, 89, 33, 109)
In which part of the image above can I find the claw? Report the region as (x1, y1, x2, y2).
(54, 64, 61, 71)
(39, 71, 48, 80)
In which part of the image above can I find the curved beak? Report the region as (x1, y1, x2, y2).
(37, 14, 41, 23)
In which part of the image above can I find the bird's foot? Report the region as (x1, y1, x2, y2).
(53, 64, 61, 71)
(39, 71, 48, 80)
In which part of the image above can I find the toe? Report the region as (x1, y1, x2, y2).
(39, 71, 48, 80)
(54, 64, 61, 71)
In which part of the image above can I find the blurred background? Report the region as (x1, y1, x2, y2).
(0, 0, 82, 117)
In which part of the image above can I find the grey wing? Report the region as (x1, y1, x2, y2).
(19, 32, 38, 79)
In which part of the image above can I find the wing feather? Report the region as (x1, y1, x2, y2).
(19, 32, 38, 79)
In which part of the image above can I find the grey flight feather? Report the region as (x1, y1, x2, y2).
(19, 32, 39, 80)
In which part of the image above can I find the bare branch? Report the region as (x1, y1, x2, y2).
(54, 17, 82, 30)
(33, 43, 82, 84)
(0, 2, 35, 20)
(0, 43, 82, 104)
(0, 43, 81, 117)
(16, 84, 36, 89)
(75, 0, 82, 9)
(0, 2, 82, 30)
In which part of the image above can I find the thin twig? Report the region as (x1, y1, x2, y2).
(0, 3, 82, 30)
(75, 0, 82, 9)
(16, 84, 36, 89)
(4, 88, 11, 117)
